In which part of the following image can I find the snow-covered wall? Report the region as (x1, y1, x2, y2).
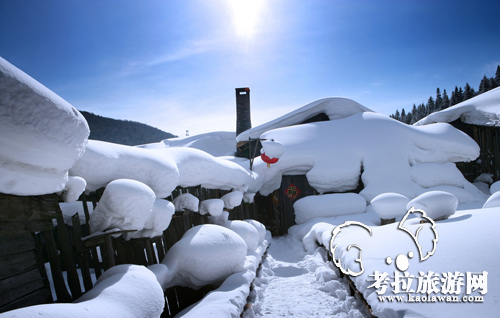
(0, 57, 89, 196)
(249, 112, 485, 203)
(70, 140, 254, 198)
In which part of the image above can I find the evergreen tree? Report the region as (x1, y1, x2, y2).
(435, 88, 443, 111)
(463, 83, 474, 100)
(427, 96, 435, 114)
(442, 89, 450, 109)
(418, 103, 426, 117)
(394, 109, 400, 121)
(495, 65, 500, 88)
(401, 108, 406, 123)
(457, 87, 464, 103)
(479, 75, 491, 93)
(406, 112, 412, 124)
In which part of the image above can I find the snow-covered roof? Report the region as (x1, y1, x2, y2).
(236, 97, 373, 142)
(415, 87, 500, 127)
(139, 131, 236, 157)
(0, 56, 89, 196)
(248, 112, 486, 204)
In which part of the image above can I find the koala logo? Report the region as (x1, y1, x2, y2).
(329, 207, 439, 277)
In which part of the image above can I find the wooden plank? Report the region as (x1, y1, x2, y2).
(0, 232, 35, 255)
(0, 269, 45, 307)
(0, 250, 37, 280)
(0, 288, 51, 314)
(55, 215, 82, 299)
(43, 230, 72, 302)
(0, 221, 54, 234)
(0, 193, 60, 222)
(71, 214, 93, 292)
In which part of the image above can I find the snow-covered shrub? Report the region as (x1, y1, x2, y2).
(243, 192, 256, 203)
(223, 220, 259, 251)
(406, 191, 458, 221)
(221, 191, 244, 210)
(160, 224, 247, 289)
(293, 193, 366, 224)
(370, 193, 409, 224)
(0, 57, 89, 196)
(474, 173, 494, 184)
(59, 176, 87, 203)
(126, 199, 175, 239)
(244, 219, 267, 244)
(483, 192, 500, 209)
(173, 193, 199, 212)
(89, 179, 155, 234)
(490, 180, 500, 194)
(199, 199, 224, 217)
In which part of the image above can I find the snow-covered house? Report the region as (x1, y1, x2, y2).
(415, 87, 500, 182)
(237, 98, 486, 235)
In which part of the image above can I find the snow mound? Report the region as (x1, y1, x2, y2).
(490, 180, 500, 194)
(199, 199, 225, 217)
(126, 199, 175, 239)
(173, 193, 199, 212)
(250, 112, 485, 205)
(236, 97, 373, 141)
(293, 193, 367, 224)
(415, 86, 500, 127)
(0, 57, 89, 196)
(223, 220, 259, 251)
(221, 191, 244, 210)
(0, 265, 164, 318)
(244, 219, 267, 244)
(89, 179, 155, 234)
(407, 191, 458, 220)
(139, 131, 236, 157)
(59, 176, 87, 203)
(160, 224, 247, 289)
(70, 140, 253, 198)
(370, 193, 409, 220)
(483, 192, 500, 209)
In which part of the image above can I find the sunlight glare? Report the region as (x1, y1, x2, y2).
(228, 0, 265, 37)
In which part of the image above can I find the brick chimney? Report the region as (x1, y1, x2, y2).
(235, 87, 251, 136)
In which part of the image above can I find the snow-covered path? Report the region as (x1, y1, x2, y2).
(243, 235, 368, 318)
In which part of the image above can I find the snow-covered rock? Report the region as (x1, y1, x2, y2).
(483, 191, 500, 209)
(172, 193, 199, 212)
(223, 220, 259, 252)
(0, 265, 164, 318)
(293, 193, 367, 224)
(89, 179, 155, 234)
(221, 191, 244, 210)
(0, 57, 89, 196)
(157, 224, 247, 289)
(406, 191, 458, 220)
(370, 193, 409, 220)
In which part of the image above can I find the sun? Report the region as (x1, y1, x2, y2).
(228, 0, 265, 37)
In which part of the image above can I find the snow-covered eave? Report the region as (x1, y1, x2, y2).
(236, 97, 373, 142)
(414, 87, 500, 127)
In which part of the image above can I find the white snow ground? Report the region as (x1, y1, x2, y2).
(243, 235, 368, 318)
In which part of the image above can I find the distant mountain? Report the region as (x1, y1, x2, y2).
(79, 110, 177, 146)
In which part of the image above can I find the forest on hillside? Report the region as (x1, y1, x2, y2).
(80, 111, 177, 146)
(391, 65, 500, 124)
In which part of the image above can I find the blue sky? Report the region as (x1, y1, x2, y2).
(1, 0, 499, 137)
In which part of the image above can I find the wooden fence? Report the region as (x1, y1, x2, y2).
(0, 186, 259, 317)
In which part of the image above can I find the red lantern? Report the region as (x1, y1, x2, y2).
(261, 152, 279, 167)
